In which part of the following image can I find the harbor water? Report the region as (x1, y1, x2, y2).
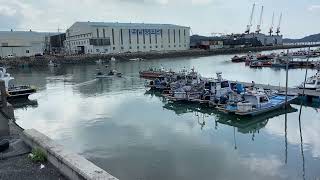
(12, 50, 320, 180)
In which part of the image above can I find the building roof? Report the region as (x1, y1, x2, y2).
(75, 21, 190, 29)
(0, 31, 61, 40)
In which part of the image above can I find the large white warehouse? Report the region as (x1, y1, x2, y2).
(0, 31, 51, 58)
(65, 22, 190, 54)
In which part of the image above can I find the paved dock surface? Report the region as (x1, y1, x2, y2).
(0, 121, 67, 180)
(0, 154, 67, 180)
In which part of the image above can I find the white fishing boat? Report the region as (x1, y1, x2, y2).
(129, 58, 144, 61)
(48, 60, 58, 67)
(0, 67, 36, 100)
(298, 70, 320, 90)
(95, 59, 103, 64)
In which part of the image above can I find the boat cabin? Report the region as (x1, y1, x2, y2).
(243, 93, 269, 108)
(303, 73, 320, 89)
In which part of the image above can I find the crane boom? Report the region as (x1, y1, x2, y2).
(276, 13, 282, 35)
(245, 3, 255, 34)
(269, 12, 274, 35)
(256, 6, 264, 34)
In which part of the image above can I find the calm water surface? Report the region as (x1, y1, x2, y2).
(12, 50, 320, 180)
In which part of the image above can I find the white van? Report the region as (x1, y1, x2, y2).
(5, 54, 15, 59)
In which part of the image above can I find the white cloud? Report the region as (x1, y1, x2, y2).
(0, 6, 17, 16)
(308, 5, 320, 12)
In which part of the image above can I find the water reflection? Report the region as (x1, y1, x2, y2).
(10, 99, 38, 110)
(11, 53, 320, 180)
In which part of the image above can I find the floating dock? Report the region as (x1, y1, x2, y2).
(233, 81, 320, 101)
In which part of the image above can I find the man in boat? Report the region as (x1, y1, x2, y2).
(251, 81, 255, 89)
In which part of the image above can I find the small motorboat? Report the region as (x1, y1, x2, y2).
(231, 55, 247, 63)
(129, 58, 144, 61)
(110, 57, 116, 62)
(95, 59, 103, 64)
(96, 70, 122, 78)
(48, 60, 58, 67)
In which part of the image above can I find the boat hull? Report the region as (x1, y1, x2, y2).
(7, 88, 36, 100)
(218, 95, 297, 117)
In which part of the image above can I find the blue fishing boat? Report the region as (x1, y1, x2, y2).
(217, 91, 297, 116)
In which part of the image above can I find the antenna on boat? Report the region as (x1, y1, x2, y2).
(269, 12, 274, 36)
(276, 13, 282, 35)
(245, 3, 255, 34)
(216, 72, 222, 81)
(256, 6, 264, 34)
(285, 49, 289, 107)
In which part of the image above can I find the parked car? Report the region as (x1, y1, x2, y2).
(34, 53, 43, 57)
(5, 54, 15, 59)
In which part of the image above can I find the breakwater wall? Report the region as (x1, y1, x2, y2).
(1, 44, 318, 68)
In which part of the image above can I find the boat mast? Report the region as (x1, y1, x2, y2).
(256, 6, 264, 34)
(276, 13, 282, 35)
(245, 3, 256, 34)
(269, 12, 274, 36)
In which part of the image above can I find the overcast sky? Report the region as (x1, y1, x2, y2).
(0, 0, 319, 38)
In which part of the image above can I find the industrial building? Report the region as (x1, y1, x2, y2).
(65, 22, 190, 54)
(0, 31, 46, 58)
(0, 31, 51, 58)
(49, 33, 66, 54)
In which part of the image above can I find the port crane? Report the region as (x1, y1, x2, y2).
(276, 13, 282, 35)
(245, 3, 255, 34)
(268, 12, 274, 36)
(255, 6, 264, 34)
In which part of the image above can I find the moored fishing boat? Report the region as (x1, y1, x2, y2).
(217, 90, 297, 116)
(231, 55, 247, 62)
(0, 67, 36, 100)
(298, 70, 320, 90)
(139, 67, 173, 79)
(257, 53, 275, 60)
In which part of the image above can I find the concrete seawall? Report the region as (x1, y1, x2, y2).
(21, 129, 119, 180)
(0, 44, 318, 68)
